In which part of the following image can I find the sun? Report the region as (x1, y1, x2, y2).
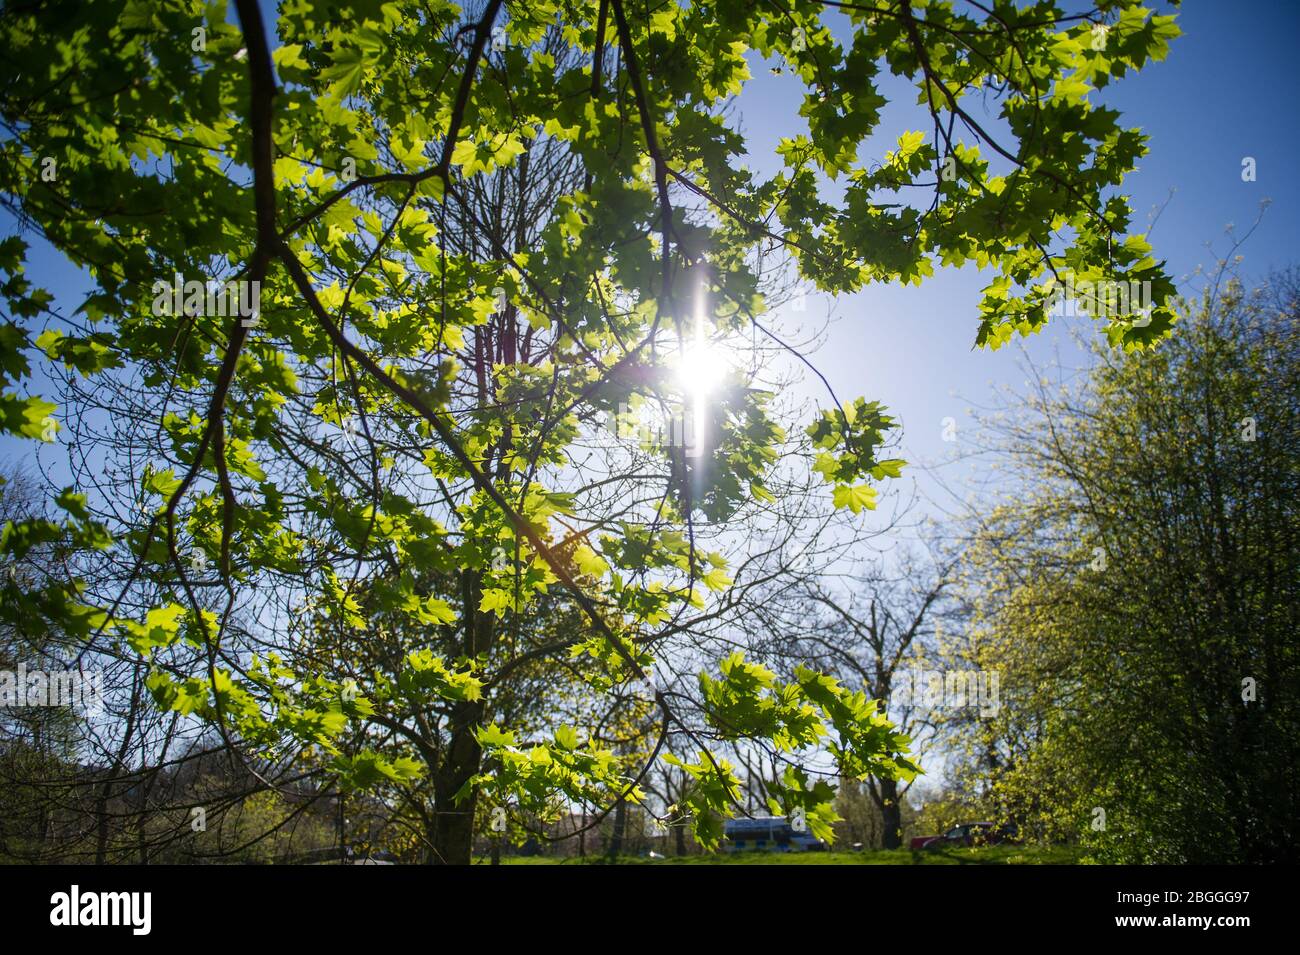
(670, 329, 740, 458)
(672, 338, 732, 400)
(663, 279, 744, 455)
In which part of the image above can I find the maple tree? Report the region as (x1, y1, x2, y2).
(0, 0, 1177, 863)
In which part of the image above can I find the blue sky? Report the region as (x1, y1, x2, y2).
(734, 0, 1300, 523)
(5, 0, 1298, 522)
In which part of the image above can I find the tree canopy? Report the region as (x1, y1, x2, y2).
(952, 266, 1299, 863)
(0, 0, 1178, 863)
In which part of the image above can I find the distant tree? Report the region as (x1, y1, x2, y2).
(754, 543, 961, 848)
(956, 262, 1300, 863)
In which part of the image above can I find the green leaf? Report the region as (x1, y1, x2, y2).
(832, 483, 877, 514)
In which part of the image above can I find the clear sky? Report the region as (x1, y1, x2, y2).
(734, 0, 1300, 525)
(5, 0, 1298, 522)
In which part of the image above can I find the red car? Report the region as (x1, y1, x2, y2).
(909, 822, 1018, 850)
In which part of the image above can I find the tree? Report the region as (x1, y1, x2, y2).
(0, 0, 1178, 863)
(955, 261, 1299, 862)
(751, 541, 961, 848)
(0, 467, 85, 860)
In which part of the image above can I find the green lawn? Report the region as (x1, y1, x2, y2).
(484, 845, 1085, 865)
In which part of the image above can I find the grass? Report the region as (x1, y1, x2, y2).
(483, 844, 1085, 865)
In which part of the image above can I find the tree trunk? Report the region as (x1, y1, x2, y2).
(607, 798, 626, 861)
(431, 699, 483, 865)
(878, 776, 903, 849)
(427, 569, 495, 865)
